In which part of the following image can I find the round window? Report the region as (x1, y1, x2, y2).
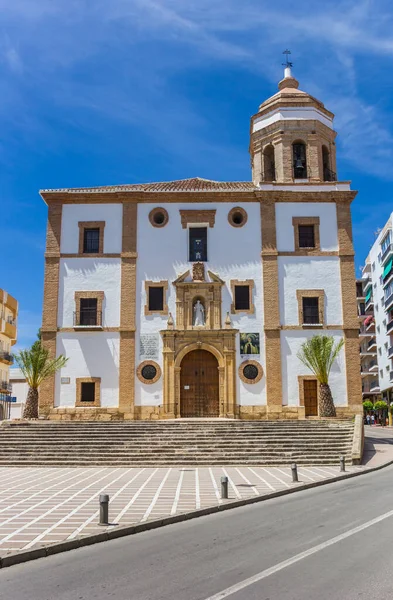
(137, 361, 161, 385)
(149, 207, 169, 228)
(228, 207, 248, 228)
(141, 365, 157, 380)
(243, 364, 259, 380)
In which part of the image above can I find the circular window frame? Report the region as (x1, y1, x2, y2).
(228, 207, 248, 228)
(238, 360, 263, 384)
(137, 361, 162, 385)
(149, 207, 169, 228)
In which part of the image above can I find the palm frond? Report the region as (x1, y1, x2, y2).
(297, 335, 344, 384)
(15, 343, 68, 389)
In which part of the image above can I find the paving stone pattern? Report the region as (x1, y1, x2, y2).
(0, 465, 363, 553)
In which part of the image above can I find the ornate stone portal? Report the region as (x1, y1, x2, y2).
(160, 267, 238, 418)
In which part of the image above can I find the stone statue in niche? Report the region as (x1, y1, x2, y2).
(193, 300, 205, 327)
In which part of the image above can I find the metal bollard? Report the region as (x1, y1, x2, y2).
(291, 463, 298, 482)
(99, 493, 110, 525)
(221, 476, 229, 499)
(340, 455, 345, 472)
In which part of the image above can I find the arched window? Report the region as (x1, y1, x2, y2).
(293, 142, 307, 179)
(322, 145, 335, 181)
(263, 145, 275, 182)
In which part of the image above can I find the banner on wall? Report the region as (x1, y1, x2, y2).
(139, 334, 159, 361)
(240, 333, 260, 356)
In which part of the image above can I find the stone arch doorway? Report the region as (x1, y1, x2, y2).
(180, 349, 219, 418)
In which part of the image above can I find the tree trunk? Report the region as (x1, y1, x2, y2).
(23, 387, 39, 420)
(319, 383, 336, 417)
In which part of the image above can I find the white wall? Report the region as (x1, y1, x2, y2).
(278, 256, 343, 326)
(58, 258, 121, 327)
(136, 202, 266, 407)
(60, 204, 123, 254)
(55, 333, 120, 407)
(275, 203, 338, 252)
(281, 330, 347, 406)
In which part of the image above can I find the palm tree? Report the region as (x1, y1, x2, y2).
(15, 340, 68, 420)
(297, 335, 344, 418)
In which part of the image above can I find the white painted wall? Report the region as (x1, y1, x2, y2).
(253, 107, 333, 132)
(278, 256, 343, 326)
(281, 330, 347, 406)
(275, 203, 338, 252)
(58, 258, 121, 327)
(55, 333, 120, 407)
(60, 204, 123, 254)
(136, 202, 266, 407)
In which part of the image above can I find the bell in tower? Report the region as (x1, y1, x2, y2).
(250, 52, 337, 186)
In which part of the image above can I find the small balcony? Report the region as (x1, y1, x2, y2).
(387, 319, 393, 334)
(385, 291, 393, 312)
(367, 338, 377, 350)
(381, 243, 393, 265)
(388, 346, 393, 358)
(370, 380, 381, 391)
(0, 351, 14, 365)
(0, 381, 12, 394)
(363, 278, 372, 293)
(73, 310, 103, 329)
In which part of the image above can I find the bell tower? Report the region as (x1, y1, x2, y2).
(250, 56, 337, 186)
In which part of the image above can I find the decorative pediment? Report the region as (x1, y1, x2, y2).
(179, 209, 216, 229)
(172, 268, 225, 330)
(173, 270, 190, 284)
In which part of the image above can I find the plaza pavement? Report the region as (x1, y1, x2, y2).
(0, 426, 391, 556)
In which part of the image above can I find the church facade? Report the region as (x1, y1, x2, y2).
(39, 67, 362, 421)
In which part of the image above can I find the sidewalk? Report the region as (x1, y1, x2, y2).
(0, 435, 391, 559)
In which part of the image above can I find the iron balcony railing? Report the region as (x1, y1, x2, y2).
(0, 381, 12, 393)
(0, 351, 13, 364)
(381, 243, 393, 264)
(387, 319, 393, 334)
(385, 291, 393, 309)
(388, 346, 393, 358)
(367, 338, 377, 349)
(370, 381, 380, 391)
(323, 167, 337, 182)
(73, 310, 102, 327)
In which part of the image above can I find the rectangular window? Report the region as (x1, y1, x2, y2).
(83, 228, 100, 253)
(298, 225, 315, 248)
(80, 298, 98, 326)
(234, 286, 250, 311)
(148, 286, 164, 311)
(81, 382, 95, 402)
(381, 231, 391, 254)
(302, 297, 319, 324)
(189, 227, 207, 262)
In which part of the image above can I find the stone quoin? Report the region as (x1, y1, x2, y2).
(38, 65, 362, 421)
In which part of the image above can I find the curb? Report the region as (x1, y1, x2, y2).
(1, 459, 393, 569)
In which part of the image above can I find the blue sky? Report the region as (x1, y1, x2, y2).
(2, 0, 393, 348)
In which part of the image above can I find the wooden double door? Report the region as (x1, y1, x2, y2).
(180, 350, 219, 418)
(304, 379, 318, 417)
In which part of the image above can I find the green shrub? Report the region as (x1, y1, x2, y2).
(374, 401, 388, 411)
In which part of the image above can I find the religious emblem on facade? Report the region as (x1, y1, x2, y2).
(192, 262, 205, 281)
(240, 333, 260, 355)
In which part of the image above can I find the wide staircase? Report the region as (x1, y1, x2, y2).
(0, 420, 355, 466)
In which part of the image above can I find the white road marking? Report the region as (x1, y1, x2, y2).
(22, 470, 138, 549)
(203, 507, 393, 600)
(195, 468, 201, 509)
(171, 470, 184, 515)
(67, 469, 146, 539)
(247, 467, 275, 491)
(141, 468, 172, 522)
(111, 468, 159, 523)
(301, 467, 328, 479)
(0, 469, 117, 546)
(235, 468, 259, 495)
(260, 467, 290, 488)
(209, 468, 222, 503)
(221, 468, 241, 499)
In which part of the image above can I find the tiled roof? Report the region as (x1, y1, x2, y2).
(40, 177, 256, 194)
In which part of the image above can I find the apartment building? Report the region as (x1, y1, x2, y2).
(0, 289, 18, 419)
(38, 66, 362, 421)
(360, 213, 393, 404)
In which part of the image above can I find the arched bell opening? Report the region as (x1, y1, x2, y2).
(293, 141, 307, 179)
(263, 144, 276, 182)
